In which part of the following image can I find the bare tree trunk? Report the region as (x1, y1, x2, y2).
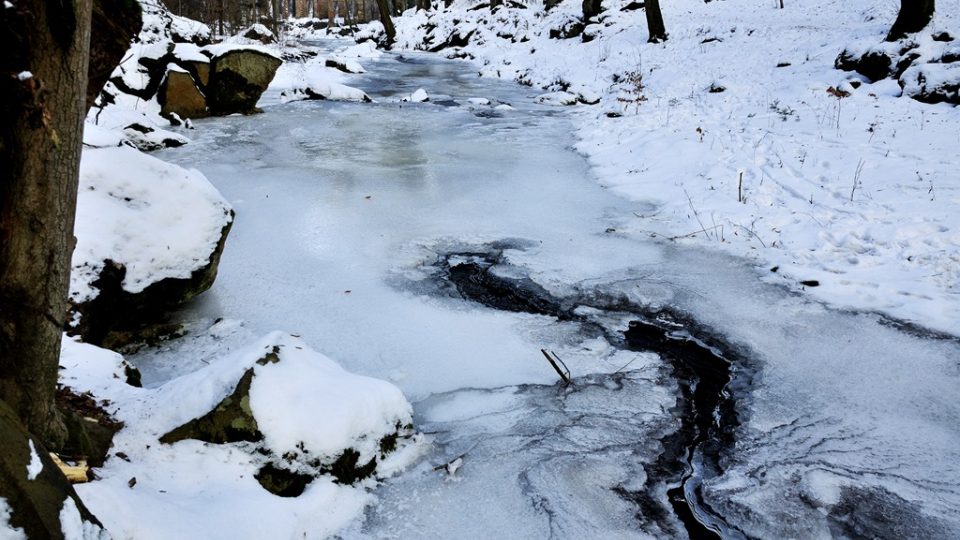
(272, 0, 281, 32)
(645, 0, 666, 43)
(0, 0, 93, 448)
(374, 0, 395, 43)
(887, 0, 935, 41)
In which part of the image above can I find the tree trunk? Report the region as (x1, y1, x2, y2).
(0, 0, 93, 448)
(272, 0, 281, 33)
(645, 0, 666, 43)
(887, 0, 935, 41)
(582, 0, 601, 22)
(374, 0, 395, 43)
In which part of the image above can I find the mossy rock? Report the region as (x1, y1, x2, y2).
(160, 368, 261, 445)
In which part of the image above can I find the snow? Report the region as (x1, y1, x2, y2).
(335, 40, 383, 59)
(168, 11, 210, 43)
(59, 497, 108, 540)
(248, 333, 413, 462)
(279, 79, 371, 103)
(267, 47, 372, 105)
(0, 499, 25, 540)
(408, 88, 429, 102)
(172, 43, 208, 63)
(71, 145, 232, 302)
(60, 334, 420, 540)
(25, 440, 42, 481)
(204, 42, 282, 61)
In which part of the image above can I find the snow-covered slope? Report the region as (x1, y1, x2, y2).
(340, 0, 960, 335)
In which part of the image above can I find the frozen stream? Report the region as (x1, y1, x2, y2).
(139, 42, 960, 538)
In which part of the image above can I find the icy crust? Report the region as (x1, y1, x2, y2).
(71, 145, 233, 302)
(374, 1, 960, 335)
(61, 334, 421, 539)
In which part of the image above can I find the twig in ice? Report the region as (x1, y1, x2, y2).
(540, 349, 572, 386)
(683, 187, 712, 240)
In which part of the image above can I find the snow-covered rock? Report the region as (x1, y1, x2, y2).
(70, 145, 233, 347)
(61, 334, 422, 539)
(336, 40, 383, 59)
(280, 80, 372, 103)
(241, 23, 276, 44)
(325, 56, 366, 74)
(535, 91, 579, 105)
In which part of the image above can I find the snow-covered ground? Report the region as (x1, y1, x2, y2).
(380, 0, 960, 336)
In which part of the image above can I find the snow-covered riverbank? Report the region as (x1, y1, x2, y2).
(376, 0, 960, 336)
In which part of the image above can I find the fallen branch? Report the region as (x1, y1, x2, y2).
(540, 349, 572, 386)
(433, 454, 465, 476)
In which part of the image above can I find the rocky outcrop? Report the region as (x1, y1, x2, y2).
(0, 400, 107, 539)
(206, 48, 283, 114)
(102, 13, 282, 120)
(158, 65, 209, 119)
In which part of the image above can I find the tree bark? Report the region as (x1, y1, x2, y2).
(375, 0, 395, 43)
(645, 0, 666, 43)
(887, 0, 935, 41)
(0, 0, 93, 448)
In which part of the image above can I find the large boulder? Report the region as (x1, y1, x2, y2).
(206, 47, 282, 115)
(158, 65, 208, 119)
(70, 146, 234, 349)
(0, 400, 108, 539)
